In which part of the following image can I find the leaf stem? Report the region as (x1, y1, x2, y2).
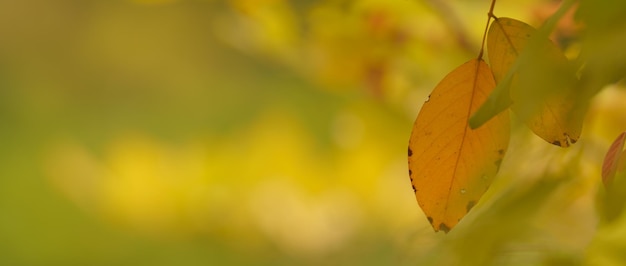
(478, 0, 497, 59)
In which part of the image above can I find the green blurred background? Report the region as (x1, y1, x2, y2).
(1, 0, 626, 265)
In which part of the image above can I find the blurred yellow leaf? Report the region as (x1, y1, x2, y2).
(408, 59, 510, 233)
(487, 17, 581, 147)
(578, 0, 626, 95)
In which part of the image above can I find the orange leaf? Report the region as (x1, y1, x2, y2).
(408, 59, 510, 233)
(602, 132, 626, 187)
(487, 17, 581, 147)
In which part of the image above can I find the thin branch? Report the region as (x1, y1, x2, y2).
(478, 0, 498, 59)
(424, 0, 478, 55)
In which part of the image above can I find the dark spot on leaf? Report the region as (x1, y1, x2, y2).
(427, 216, 433, 225)
(408, 147, 413, 157)
(570, 138, 577, 144)
(409, 169, 412, 176)
(497, 149, 504, 156)
(552, 140, 561, 146)
(495, 159, 502, 168)
(466, 201, 476, 213)
(439, 223, 450, 233)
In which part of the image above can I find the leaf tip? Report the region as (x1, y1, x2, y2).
(468, 114, 485, 129)
(439, 223, 451, 234)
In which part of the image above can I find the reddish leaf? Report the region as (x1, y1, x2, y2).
(602, 132, 626, 187)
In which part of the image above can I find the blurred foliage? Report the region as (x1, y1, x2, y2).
(0, 0, 625, 265)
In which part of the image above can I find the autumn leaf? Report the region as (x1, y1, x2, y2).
(469, 0, 580, 130)
(599, 131, 626, 223)
(602, 132, 626, 187)
(486, 17, 581, 147)
(408, 58, 510, 233)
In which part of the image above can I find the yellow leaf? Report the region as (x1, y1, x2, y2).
(408, 59, 510, 233)
(487, 17, 581, 147)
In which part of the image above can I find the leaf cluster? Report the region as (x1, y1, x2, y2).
(409, 0, 626, 234)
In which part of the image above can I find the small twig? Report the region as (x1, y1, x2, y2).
(424, 0, 477, 55)
(478, 0, 497, 59)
